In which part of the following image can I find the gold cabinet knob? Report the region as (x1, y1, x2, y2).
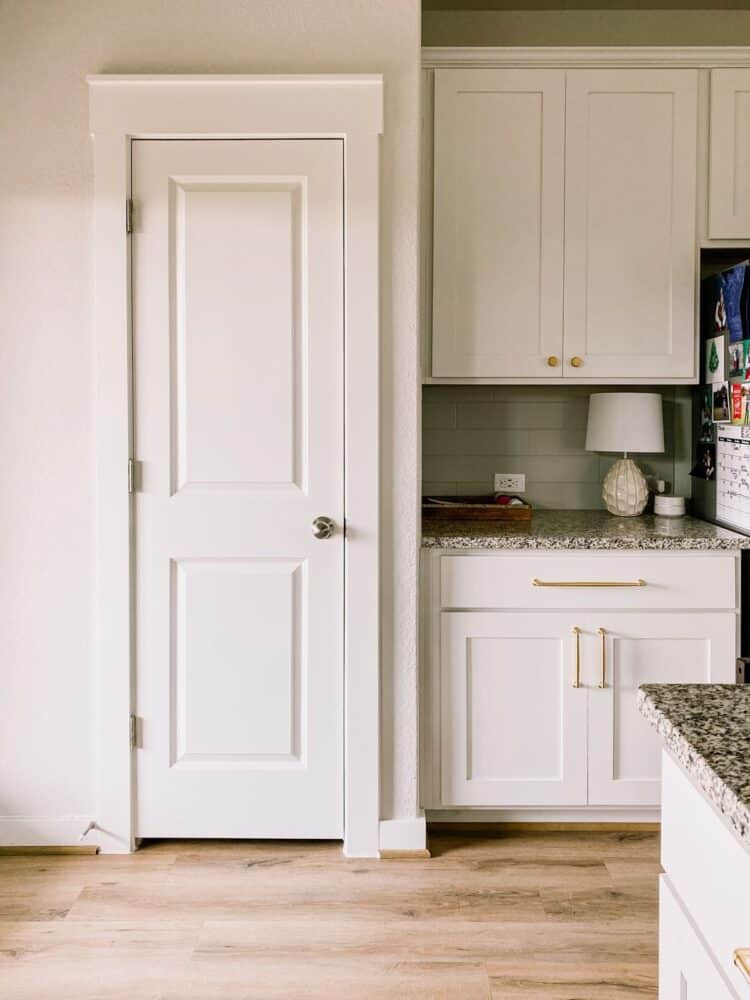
(547, 355, 559, 367)
(570, 356, 583, 368)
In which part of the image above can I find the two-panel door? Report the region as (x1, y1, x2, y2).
(584, 613, 736, 806)
(132, 139, 345, 839)
(709, 68, 750, 238)
(431, 70, 566, 378)
(564, 70, 698, 380)
(440, 612, 588, 806)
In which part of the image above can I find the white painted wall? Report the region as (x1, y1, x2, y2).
(0, 0, 421, 843)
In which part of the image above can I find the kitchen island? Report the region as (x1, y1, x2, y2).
(639, 684, 750, 998)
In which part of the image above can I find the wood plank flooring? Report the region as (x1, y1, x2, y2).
(0, 830, 659, 999)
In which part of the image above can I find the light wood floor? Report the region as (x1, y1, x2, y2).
(0, 830, 659, 999)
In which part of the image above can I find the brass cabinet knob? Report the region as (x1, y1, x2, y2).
(570, 356, 583, 368)
(546, 355, 559, 367)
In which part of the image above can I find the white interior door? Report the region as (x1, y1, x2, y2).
(563, 69, 698, 380)
(440, 612, 587, 807)
(132, 139, 344, 839)
(431, 69, 565, 378)
(587, 613, 736, 807)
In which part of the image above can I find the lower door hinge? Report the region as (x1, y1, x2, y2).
(128, 458, 141, 494)
(126, 198, 134, 235)
(129, 714, 140, 751)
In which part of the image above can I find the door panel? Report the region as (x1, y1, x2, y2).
(432, 69, 565, 378)
(133, 139, 344, 839)
(441, 612, 587, 806)
(709, 69, 750, 238)
(564, 70, 698, 380)
(587, 613, 736, 807)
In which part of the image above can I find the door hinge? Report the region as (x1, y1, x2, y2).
(129, 714, 139, 750)
(125, 198, 134, 235)
(128, 458, 141, 494)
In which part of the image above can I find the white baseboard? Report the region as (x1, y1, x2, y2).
(426, 808, 660, 824)
(0, 815, 97, 847)
(379, 817, 428, 852)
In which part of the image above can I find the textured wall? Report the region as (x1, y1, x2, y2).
(0, 0, 421, 838)
(423, 386, 693, 508)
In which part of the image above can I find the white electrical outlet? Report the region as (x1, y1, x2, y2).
(494, 473, 526, 493)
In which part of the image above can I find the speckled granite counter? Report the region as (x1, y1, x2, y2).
(422, 509, 750, 551)
(639, 685, 750, 849)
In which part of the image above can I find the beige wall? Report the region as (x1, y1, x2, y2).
(423, 9, 750, 46)
(0, 0, 421, 839)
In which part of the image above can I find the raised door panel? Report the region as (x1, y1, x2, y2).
(432, 69, 565, 378)
(709, 69, 750, 238)
(441, 612, 587, 807)
(564, 70, 698, 381)
(587, 613, 736, 807)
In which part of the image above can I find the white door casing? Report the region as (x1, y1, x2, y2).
(133, 139, 344, 838)
(89, 76, 383, 856)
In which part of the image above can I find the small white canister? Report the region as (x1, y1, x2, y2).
(654, 494, 686, 518)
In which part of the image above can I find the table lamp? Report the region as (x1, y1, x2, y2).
(585, 393, 664, 517)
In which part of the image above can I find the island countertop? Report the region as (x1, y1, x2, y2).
(422, 509, 750, 551)
(638, 684, 750, 849)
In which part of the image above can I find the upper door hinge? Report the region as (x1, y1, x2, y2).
(129, 714, 139, 750)
(125, 198, 134, 235)
(128, 458, 142, 494)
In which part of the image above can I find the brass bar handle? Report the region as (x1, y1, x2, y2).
(572, 627, 581, 689)
(734, 949, 750, 984)
(597, 627, 606, 688)
(533, 579, 646, 588)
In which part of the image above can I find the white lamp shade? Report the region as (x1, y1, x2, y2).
(585, 393, 664, 454)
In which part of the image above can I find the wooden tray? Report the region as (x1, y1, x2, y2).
(422, 495, 532, 522)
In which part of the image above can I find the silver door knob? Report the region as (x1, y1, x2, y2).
(312, 516, 335, 539)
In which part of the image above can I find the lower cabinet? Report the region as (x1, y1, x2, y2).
(439, 609, 735, 808)
(423, 551, 740, 812)
(659, 876, 735, 1000)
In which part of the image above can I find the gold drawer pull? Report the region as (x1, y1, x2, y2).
(598, 627, 606, 688)
(734, 949, 750, 984)
(532, 578, 646, 588)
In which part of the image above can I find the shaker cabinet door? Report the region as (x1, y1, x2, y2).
(563, 70, 698, 381)
(440, 612, 587, 807)
(431, 69, 565, 378)
(587, 613, 736, 807)
(709, 69, 750, 238)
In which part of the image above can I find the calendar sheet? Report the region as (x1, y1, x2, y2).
(717, 425, 750, 534)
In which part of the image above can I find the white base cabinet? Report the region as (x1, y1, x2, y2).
(660, 753, 750, 999)
(422, 550, 740, 813)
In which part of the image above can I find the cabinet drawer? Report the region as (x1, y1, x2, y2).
(439, 553, 737, 611)
(662, 754, 750, 998)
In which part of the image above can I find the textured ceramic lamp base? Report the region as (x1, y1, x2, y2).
(602, 458, 649, 517)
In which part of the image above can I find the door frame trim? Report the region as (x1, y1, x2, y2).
(88, 75, 383, 856)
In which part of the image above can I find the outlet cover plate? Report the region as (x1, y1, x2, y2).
(494, 473, 526, 493)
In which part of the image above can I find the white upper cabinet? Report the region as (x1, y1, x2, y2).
(431, 69, 565, 378)
(709, 69, 750, 238)
(564, 70, 698, 381)
(429, 66, 699, 382)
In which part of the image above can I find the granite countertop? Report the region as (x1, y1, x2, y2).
(422, 509, 750, 551)
(638, 685, 750, 849)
